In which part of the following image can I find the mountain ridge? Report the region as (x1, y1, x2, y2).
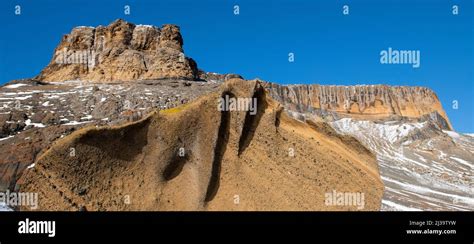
(266, 82, 452, 130)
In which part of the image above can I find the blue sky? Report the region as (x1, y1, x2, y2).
(0, 0, 473, 132)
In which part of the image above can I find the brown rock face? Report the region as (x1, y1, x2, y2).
(36, 19, 199, 82)
(266, 83, 452, 130)
(19, 79, 383, 211)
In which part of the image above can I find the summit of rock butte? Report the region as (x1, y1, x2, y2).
(37, 19, 200, 82)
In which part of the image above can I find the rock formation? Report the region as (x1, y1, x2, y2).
(2, 20, 468, 212)
(18, 79, 384, 211)
(37, 19, 199, 82)
(266, 83, 452, 130)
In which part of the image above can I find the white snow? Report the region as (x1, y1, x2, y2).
(331, 118, 426, 144)
(135, 24, 155, 28)
(0, 202, 13, 212)
(74, 26, 94, 29)
(381, 176, 474, 205)
(382, 200, 421, 211)
(0, 135, 14, 141)
(450, 157, 473, 169)
(330, 118, 474, 211)
(4, 83, 28, 89)
(25, 119, 45, 128)
(80, 115, 93, 120)
(443, 130, 461, 139)
(0, 95, 32, 100)
(27, 163, 35, 169)
(63, 121, 92, 126)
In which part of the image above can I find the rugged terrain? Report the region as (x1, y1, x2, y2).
(0, 79, 219, 192)
(331, 119, 473, 210)
(267, 83, 473, 211)
(0, 19, 472, 211)
(17, 79, 383, 211)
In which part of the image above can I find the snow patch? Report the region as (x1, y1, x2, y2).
(450, 157, 473, 169)
(80, 115, 93, 120)
(382, 200, 421, 211)
(0, 202, 13, 211)
(443, 130, 461, 139)
(63, 121, 92, 126)
(25, 119, 45, 128)
(135, 24, 155, 29)
(0, 135, 14, 141)
(4, 83, 28, 89)
(331, 118, 426, 144)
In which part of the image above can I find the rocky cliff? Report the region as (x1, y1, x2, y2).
(37, 19, 200, 82)
(266, 83, 452, 130)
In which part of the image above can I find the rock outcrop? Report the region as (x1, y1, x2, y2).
(18, 79, 384, 211)
(0, 78, 220, 192)
(37, 19, 200, 82)
(266, 83, 452, 130)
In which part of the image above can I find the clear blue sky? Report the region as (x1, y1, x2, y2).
(0, 0, 473, 132)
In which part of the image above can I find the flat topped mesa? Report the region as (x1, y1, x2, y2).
(266, 83, 453, 130)
(36, 19, 199, 82)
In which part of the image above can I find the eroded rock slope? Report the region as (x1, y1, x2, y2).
(19, 79, 384, 211)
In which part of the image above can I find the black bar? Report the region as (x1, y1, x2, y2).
(0, 212, 472, 242)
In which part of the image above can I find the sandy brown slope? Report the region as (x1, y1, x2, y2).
(18, 79, 383, 211)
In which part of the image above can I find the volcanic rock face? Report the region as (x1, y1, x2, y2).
(37, 19, 199, 82)
(266, 83, 452, 130)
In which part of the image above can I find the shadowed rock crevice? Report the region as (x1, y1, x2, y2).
(238, 83, 267, 156)
(162, 148, 191, 181)
(274, 106, 283, 132)
(204, 92, 233, 202)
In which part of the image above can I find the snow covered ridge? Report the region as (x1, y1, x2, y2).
(446, 131, 474, 139)
(330, 117, 474, 211)
(331, 118, 426, 144)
